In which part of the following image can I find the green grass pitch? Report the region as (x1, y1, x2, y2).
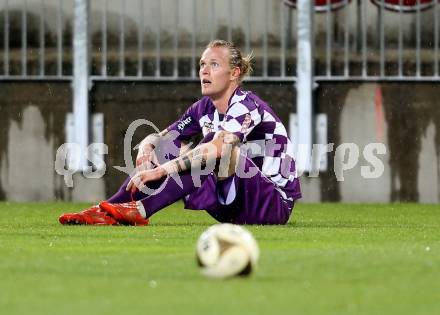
(0, 202, 439, 315)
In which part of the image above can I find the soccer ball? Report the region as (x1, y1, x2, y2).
(196, 223, 259, 279)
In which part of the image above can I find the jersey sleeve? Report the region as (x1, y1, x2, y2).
(166, 101, 202, 141)
(218, 101, 261, 142)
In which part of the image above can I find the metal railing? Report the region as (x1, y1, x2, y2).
(0, 0, 296, 81)
(312, 0, 440, 81)
(1, 0, 439, 82)
(88, 0, 296, 81)
(0, 0, 72, 80)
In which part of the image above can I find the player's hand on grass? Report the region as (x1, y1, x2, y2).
(126, 167, 167, 193)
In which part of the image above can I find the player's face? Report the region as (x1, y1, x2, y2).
(199, 47, 237, 99)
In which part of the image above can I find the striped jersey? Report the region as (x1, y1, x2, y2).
(167, 88, 301, 201)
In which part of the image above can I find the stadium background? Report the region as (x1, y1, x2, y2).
(0, 0, 439, 203)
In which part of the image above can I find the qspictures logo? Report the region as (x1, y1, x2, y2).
(54, 119, 387, 190)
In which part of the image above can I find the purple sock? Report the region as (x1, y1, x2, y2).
(107, 175, 166, 203)
(139, 169, 212, 218)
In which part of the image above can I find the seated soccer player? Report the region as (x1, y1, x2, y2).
(59, 39, 301, 226)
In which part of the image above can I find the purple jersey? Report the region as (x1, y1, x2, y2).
(167, 88, 301, 201)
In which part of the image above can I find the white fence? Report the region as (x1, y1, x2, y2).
(1, 0, 439, 81)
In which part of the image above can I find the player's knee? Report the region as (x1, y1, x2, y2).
(216, 131, 239, 148)
(199, 132, 215, 144)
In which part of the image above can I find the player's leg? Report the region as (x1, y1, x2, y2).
(233, 154, 295, 224)
(59, 137, 181, 225)
(200, 155, 295, 225)
(59, 166, 168, 226)
(230, 175, 294, 225)
(106, 135, 184, 203)
(99, 133, 219, 224)
(106, 174, 166, 203)
(100, 171, 206, 225)
(110, 137, 294, 225)
(151, 138, 294, 225)
(184, 172, 240, 222)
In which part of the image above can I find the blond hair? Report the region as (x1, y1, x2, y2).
(206, 39, 253, 82)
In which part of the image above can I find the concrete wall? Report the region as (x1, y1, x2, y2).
(0, 81, 439, 203)
(0, 83, 106, 202)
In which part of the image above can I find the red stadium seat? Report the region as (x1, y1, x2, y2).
(370, 0, 437, 12)
(283, 0, 352, 12)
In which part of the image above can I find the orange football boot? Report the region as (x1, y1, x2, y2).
(99, 201, 149, 226)
(59, 205, 119, 225)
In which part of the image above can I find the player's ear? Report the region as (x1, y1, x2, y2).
(230, 67, 241, 82)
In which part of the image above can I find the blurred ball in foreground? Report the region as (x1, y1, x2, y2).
(196, 223, 259, 279)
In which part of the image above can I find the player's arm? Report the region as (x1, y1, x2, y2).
(162, 130, 239, 175)
(136, 127, 194, 168)
(127, 131, 240, 192)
